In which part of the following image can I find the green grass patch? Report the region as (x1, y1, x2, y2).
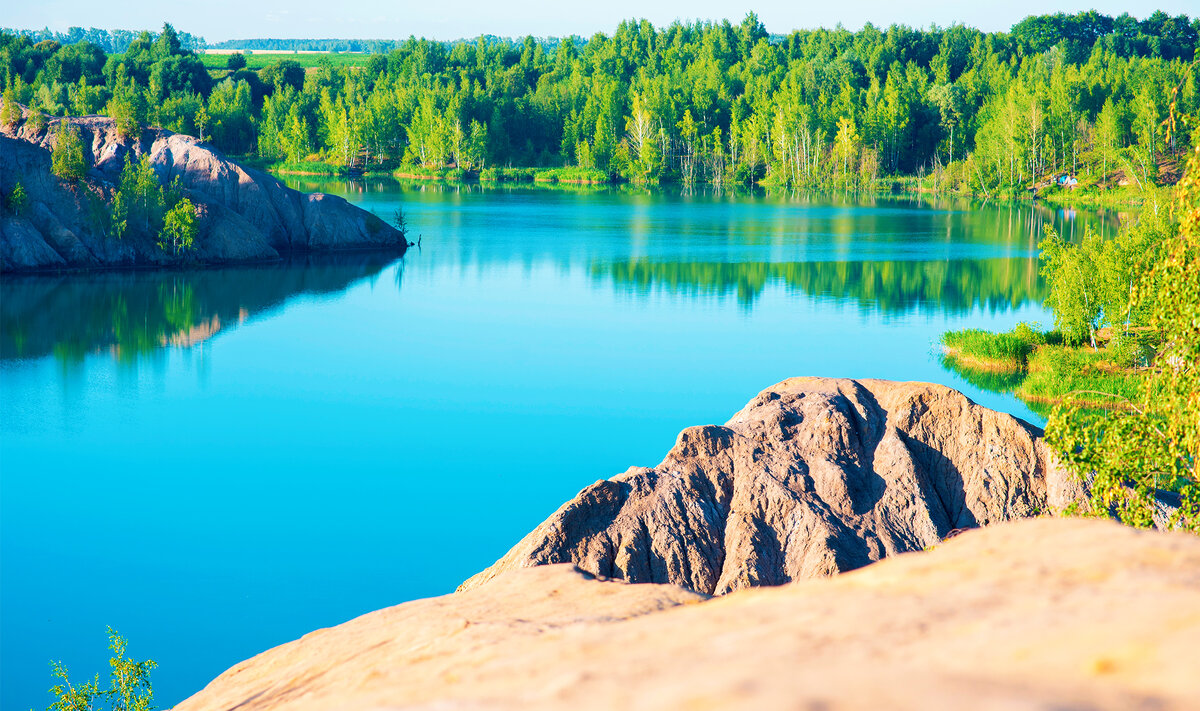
(939, 324, 1146, 414)
(198, 52, 370, 71)
(939, 322, 1053, 371)
(393, 166, 470, 181)
(1035, 183, 1147, 209)
(532, 167, 612, 184)
(1016, 346, 1145, 409)
(479, 167, 537, 182)
(266, 159, 342, 175)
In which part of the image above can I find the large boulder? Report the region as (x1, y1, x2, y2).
(0, 105, 406, 272)
(462, 377, 1086, 595)
(174, 518, 1200, 711)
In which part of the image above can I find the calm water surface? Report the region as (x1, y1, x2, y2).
(0, 183, 1115, 709)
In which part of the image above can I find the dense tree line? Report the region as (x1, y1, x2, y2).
(3, 12, 1198, 191)
(205, 36, 581, 55)
(0, 26, 204, 55)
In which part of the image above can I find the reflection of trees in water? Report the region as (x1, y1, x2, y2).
(1, 254, 401, 364)
(291, 179, 1120, 242)
(591, 257, 1046, 314)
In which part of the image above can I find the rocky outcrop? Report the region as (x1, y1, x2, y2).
(0, 105, 406, 272)
(174, 518, 1200, 711)
(462, 377, 1086, 595)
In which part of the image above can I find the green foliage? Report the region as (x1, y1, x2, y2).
(1, 86, 22, 127)
(533, 166, 611, 183)
(47, 628, 156, 711)
(4, 181, 29, 215)
(50, 122, 87, 182)
(1044, 145, 1200, 532)
(225, 52, 247, 71)
(391, 207, 408, 238)
(4, 14, 1198, 184)
(108, 155, 200, 255)
(1021, 346, 1145, 405)
(105, 73, 146, 139)
(1039, 214, 1157, 347)
(940, 325, 1043, 368)
(153, 91, 202, 134)
(257, 59, 305, 92)
(1039, 227, 1105, 346)
(26, 108, 47, 132)
(111, 154, 164, 239)
(206, 78, 255, 153)
(159, 197, 198, 255)
(940, 336, 1145, 417)
(196, 52, 365, 71)
(479, 166, 537, 182)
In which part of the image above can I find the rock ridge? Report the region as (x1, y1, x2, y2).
(0, 104, 406, 272)
(462, 377, 1086, 594)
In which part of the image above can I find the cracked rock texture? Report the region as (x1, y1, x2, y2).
(462, 377, 1085, 594)
(174, 518, 1200, 711)
(1, 105, 405, 272)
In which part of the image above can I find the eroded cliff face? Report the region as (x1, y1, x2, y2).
(174, 518, 1200, 711)
(0, 105, 406, 272)
(462, 377, 1087, 595)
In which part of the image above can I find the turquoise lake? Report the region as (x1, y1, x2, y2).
(0, 183, 1116, 709)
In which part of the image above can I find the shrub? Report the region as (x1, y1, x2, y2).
(4, 181, 28, 215)
(159, 197, 198, 255)
(392, 207, 408, 238)
(106, 79, 146, 140)
(48, 628, 156, 711)
(0, 87, 21, 128)
(1011, 321, 1047, 346)
(111, 155, 164, 239)
(51, 122, 87, 183)
(27, 109, 47, 133)
(226, 52, 247, 71)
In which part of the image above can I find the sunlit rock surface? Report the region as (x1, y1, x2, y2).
(176, 518, 1200, 711)
(464, 377, 1085, 594)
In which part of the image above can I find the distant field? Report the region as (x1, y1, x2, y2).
(197, 51, 371, 70)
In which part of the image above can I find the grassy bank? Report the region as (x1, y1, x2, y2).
(940, 323, 1147, 414)
(198, 51, 369, 71)
(259, 162, 620, 185)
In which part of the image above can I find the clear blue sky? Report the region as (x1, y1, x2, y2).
(9, 0, 1193, 43)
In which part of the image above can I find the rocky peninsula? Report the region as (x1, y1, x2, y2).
(173, 378, 1198, 710)
(0, 105, 406, 273)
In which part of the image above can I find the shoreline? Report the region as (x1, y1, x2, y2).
(266, 165, 1144, 207)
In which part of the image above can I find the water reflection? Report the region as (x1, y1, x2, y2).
(591, 257, 1044, 314)
(0, 254, 401, 365)
(285, 176, 1121, 241)
(2, 184, 1119, 711)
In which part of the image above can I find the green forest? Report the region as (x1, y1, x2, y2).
(2, 11, 1198, 194)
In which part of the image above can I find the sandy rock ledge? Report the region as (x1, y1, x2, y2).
(176, 517, 1200, 711)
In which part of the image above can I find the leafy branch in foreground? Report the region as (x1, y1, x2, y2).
(1045, 144, 1200, 532)
(47, 628, 156, 711)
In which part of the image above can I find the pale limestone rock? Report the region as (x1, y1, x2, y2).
(174, 518, 1200, 711)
